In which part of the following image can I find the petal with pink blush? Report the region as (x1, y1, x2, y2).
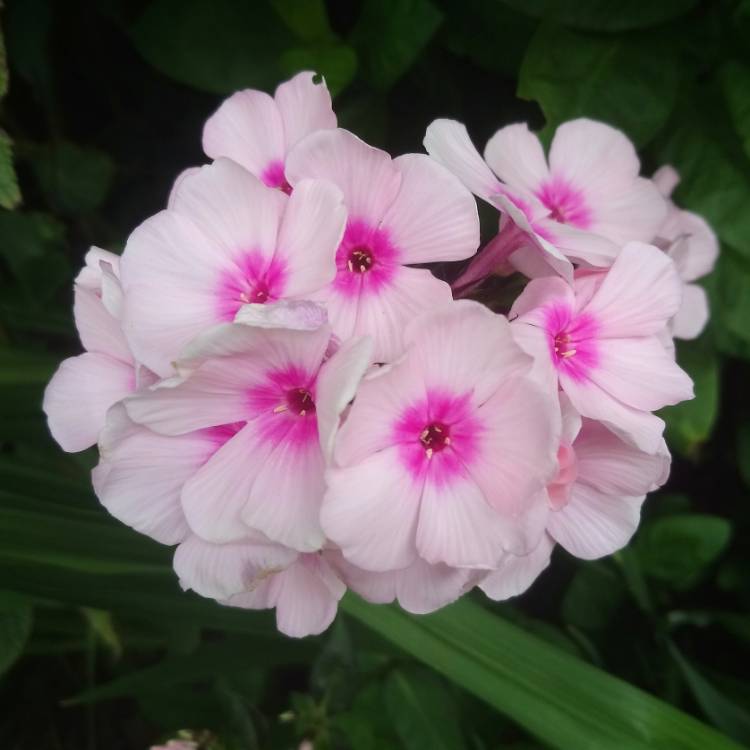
(333, 354, 426, 467)
(581, 242, 682, 338)
(587, 336, 694, 412)
(483, 123, 549, 194)
(124, 357, 259, 435)
(652, 165, 680, 197)
(274, 71, 337, 149)
(337, 554, 479, 615)
(75, 247, 121, 292)
(74, 286, 131, 363)
(381, 153, 479, 264)
(202, 89, 285, 177)
(274, 178, 346, 298)
(665, 210, 719, 282)
(180, 423, 265, 543)
(234, 299, 328, 332)
(540, 220, 621, 268)
(547, 484, 644, 560)
(672, 283, 709, 340)
(415, 471, 510, 568)
(574, 420, 671, 496)
(285, 128, 402, 225)
(407, 300, 533, 405)
(480, 533, 554, 601)
(169, 158, 286, 265)
(43, 353, 134, 452)
(423, 119, 502, 202)
(561, 375, 666, 454)
(167, 167, 201, 210)
(322, 447, 423, 572)
(510, 276, 575, 324)
(352, 266, 454, 363)
(316, 335, 374, 463)
(548, 119, 640, 191)
(241, 423, 327, 552)
(588, 176, 667, 246)
(120, 210, 234, 375)
(269, 554, 345, 638)
(174, 534, 296, 600)
(471, 379, 559, 523)
(94, 406, 209, 545)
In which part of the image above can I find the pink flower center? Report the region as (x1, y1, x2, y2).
(544, 304, 599, 382)
(333, 219, 399, 299)
(284, 387, 315, 416)
(536, 177, 591, 229)
(347, 246, 374, 273)
(261, 160, 293, 195)
(394, 391, 482, 485)
(419, 422, 451, 458)
(216, 251, 287, 321)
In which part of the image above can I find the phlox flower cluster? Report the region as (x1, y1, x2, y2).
(44, 71, 715, 637)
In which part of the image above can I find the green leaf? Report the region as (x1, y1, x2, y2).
(26, 141, 116, 215)
(518, 24, 680, 147)
(350, 0, 443, 90)
(131, 0, 293, 94)
(635, 514, 731, 590)
(0, 596, 32, 676)
(657, 119, 750, 258)
(561, 562, 625, 631)
(0, 130, 22, 210)
(662, 336, 720, 457)
(279, 43, 357, 97)
(737, 422, 750, 488)
(669, 643, 750, 744)
(131, 0, 354, 96)
(498, 0, 699, 32)
(384, 666, 467, 750)
(442, 0, 537, 78)
(342, 596, 741, 750)
(719, 61, 750, 160)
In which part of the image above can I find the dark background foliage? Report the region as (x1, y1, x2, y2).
(1, 1, 749, 748)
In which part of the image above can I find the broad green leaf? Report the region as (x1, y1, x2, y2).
(635, 514, 731, 590)
(131, 0, 354, 96)
(657, 120, 750, 258)
(561, 562, 625, 631)
(0, 596, 32, 676)
(342, 596, 741, 750)
(498, 0, 699, 32)
(0, 211, 68, 300)
(0, 130, 21, 210)
(384, 666, 467, 750)
(518, 24, 680, 147)
(350, 0, 443, 90)
(26, 141, 116, 215)
(66, 636, 315, 705)
(720, 61, 750, 160)
(0, 348, 58, 385)
(669, 643, 750, 744)
(280, 43, 357, 97)
(662, 336, 720, 457)
(442, 0, 536, 78)
(131, 0, 293, 94)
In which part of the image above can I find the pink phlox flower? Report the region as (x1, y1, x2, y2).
(652, 165, 719, 340)
(44, 247, 153, 452)
(174, 534, 345, 638)
(510, 242, 694, 454)
(202, 71, 336, 193)
(425, 118, 667, 287)
(123, 303, 373, 552)
(121, 159, 347, 376)
(321, 300, 560, 573)
(284, 128, 480, 362)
